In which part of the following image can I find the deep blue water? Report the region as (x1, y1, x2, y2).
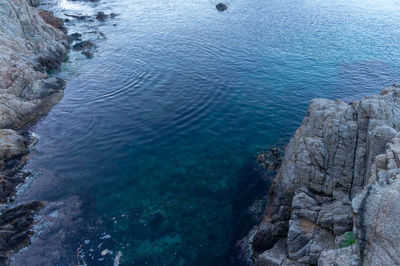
(19, 0, 400, 264)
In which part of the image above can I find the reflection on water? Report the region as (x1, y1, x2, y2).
(17, 0, 400, 264)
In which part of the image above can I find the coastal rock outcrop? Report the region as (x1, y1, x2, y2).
(251, 86, 400, 265)
(0, 0, 69, 263)
(0, 0, 68, 129)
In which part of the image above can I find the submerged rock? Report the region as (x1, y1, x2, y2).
(216, 3, 228, 11)
(96, 11, 109, 21)
(68, 32, 82, 42)
(64, 13, 90, 20)
(257, 147, 282, 171)
(73, 40, 95, 51)
(82, 50, 94, 58)
(251, 86, 400, 265)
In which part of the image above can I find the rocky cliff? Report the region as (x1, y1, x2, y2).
(0, 0, 68, 264)
(0, 0, 68, 129)
(251, 85, 400, 265)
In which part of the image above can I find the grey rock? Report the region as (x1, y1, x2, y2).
(0, 0, 68, 263)
(96, 11, 109, 21)
(216, 3, 228, 11)
(252, 86, 400, 265)
(82, 50, 94, 58)
(318, 245, 359, 266)
(64, 13, 90, 20)
(68, 32, 82, 42)
(0, 0, 68, 129)
(252, 223, 276, 253)
(73, 40, 95, 51)
(352, 135, 400, 266)
(257, 147, 283, 171)
(26, 0, 40, 7)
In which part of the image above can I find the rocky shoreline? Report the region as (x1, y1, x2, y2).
(2, 0, 400, 265)
(0, 0, 121, 264)
(0, 0, 69, 263)
(249, 85, 400, 265)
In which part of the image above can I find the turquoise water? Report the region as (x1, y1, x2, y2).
(23, 0, 400, 264)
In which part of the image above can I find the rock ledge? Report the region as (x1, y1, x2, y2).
(251, 86, 400, 266)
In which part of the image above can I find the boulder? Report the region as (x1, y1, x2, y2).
(96, 11, 109, 21)
(73, 40, 95, 51)
(216, 3, 228, 11)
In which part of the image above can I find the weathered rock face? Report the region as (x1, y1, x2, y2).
(0, 0, 69, 263)
(0, 0, 68, 129)
(0, 201, 44, 265)
(252, 86, 400, 265)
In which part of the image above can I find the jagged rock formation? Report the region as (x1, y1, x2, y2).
(0, 0, 68, 129)
(0, 0, 68, 264)
(251, 86, 400, 265)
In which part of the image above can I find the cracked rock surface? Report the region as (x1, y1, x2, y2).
(0, 0, 68, 264)
(252, 86, 400, 265)
(0, 0, 68, 129)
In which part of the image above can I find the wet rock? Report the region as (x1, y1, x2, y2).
(110, 13, 117, 18)
(99, 31, 106, 39)
(82, 50, 94, 58)
(27, 0, 40, 7)
(11, 196, 113, 265)
(96, 11, 109, 21)
(64, 13, 90, 20)
(216, 3, 228, 11)
(0, 201, 44, 264)
(73, 40, 95, 51)
(257, 147, 282, 171)
(68, 32, 82, 42)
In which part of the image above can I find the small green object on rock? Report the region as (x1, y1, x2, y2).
(340, 231, 356, 248)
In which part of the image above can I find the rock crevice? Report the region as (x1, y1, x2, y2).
(252, 86, 400, 266)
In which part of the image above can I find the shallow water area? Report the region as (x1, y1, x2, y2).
(15, 0, 400, 264)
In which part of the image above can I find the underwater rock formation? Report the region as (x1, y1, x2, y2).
(252, 85, 400, 265)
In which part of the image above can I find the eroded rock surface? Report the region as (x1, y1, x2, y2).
(0, 0, 68, 129)
(0, 0, 69, 263)
(251, 86, 400, 265)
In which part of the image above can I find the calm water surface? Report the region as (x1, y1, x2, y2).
(20, 0, 400, 264)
